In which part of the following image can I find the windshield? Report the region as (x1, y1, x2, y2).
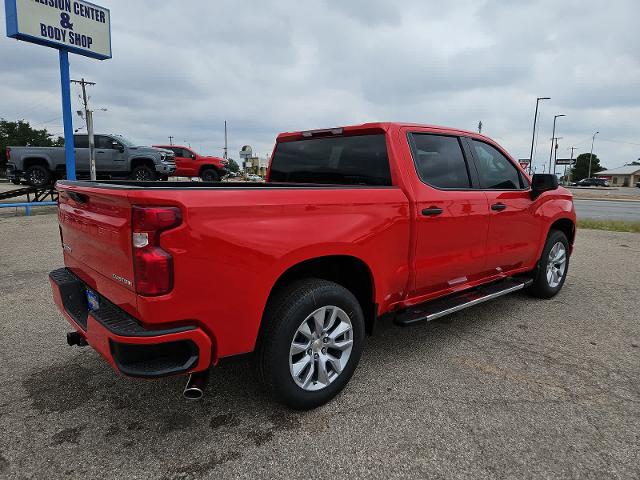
(111, 134, 138, 147)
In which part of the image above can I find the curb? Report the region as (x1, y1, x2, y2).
(573, 197, 640, 203)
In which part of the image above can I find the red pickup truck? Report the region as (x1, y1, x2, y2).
(50, 122, 576, 409)
(152, 144, 229, 181)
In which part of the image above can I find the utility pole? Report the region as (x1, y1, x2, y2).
(528, 97, 550, 174)
(71, 78, 97, 180)
(588, 131, 599, 178)
(224, 120, 228, 159)
(168, 136, 174, 145)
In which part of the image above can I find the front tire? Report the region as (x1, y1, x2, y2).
(129, 165, 157, 181)
(200, 168, 220, 182)
(527, 229, 570, 298)
(254, 279, 365, 409)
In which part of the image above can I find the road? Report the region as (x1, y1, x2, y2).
(0, 215, 639, 479)
(574, 199, 640, 221)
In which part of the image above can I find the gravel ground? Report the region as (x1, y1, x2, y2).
(0, 215, 638, 479)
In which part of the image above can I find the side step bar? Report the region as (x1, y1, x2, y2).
(394, 277, 533, 327)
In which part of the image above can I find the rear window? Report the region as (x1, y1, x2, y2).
(269, 134, 392, 186)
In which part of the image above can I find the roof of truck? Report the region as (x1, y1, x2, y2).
(277, 122, 490, 141)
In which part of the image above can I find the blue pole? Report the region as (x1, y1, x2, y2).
(58, 49, 75, 180)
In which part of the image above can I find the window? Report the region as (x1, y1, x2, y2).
(269, 134, 392, 186)
(95, 135, 113, 149)
(472, 140, 522, 189)
(409, 134, 470, 189)
(74, 135, 88, 148)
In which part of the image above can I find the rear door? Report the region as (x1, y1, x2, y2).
(466, 138, 540, 273)
(73, 135, 90, 172)
(405, 130, 490, 298)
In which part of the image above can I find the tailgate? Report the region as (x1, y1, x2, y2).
(58, 183, 135, 293)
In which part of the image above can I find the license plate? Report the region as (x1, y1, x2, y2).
(86, 289, 100, 312)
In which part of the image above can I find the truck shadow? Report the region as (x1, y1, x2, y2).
(20, 292, 549, 476)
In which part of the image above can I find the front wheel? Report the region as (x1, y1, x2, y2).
(254, 279, 365, 409)
(527, 229, 570, 298)
(129, 165, 157, 181)
(200, 168, 220, 182)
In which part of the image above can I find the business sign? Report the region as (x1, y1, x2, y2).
(5, 0, 111, 59)
(555, 158, 576, 166)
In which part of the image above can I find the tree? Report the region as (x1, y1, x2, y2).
(568, 152, 605, 181)
(227, 158, 240, 173)
(0, 119, 63, 171)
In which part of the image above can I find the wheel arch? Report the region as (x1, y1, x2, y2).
(199, 164, 221, 176)
(130, 157, 155, 170)
(23, 156, 52, 170)
(264, 255, 377, 335)
(549, 217, 576, 247)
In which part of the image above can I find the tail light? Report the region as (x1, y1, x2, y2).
(132, 206, 182, 296)
(5, 147, 10, 161)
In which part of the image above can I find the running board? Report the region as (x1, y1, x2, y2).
(394, 277, 533, 327)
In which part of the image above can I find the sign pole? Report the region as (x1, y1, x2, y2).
(58, 49, 75, 180)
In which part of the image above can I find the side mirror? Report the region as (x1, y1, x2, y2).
(191, 154, 196, 159)
(530, 174, 558, 199)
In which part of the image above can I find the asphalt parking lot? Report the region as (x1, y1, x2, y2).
(0, 214, 638, 479)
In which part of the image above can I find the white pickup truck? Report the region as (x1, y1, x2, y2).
(6, 133, 176, 186)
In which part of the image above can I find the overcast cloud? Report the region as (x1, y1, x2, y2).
(1, 0, 639, 170)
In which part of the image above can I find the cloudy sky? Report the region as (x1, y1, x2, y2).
(1, 0, 639, 171)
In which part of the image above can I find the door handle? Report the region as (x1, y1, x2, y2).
(422, 207, 443, 216)
(491, 203, 507, 211)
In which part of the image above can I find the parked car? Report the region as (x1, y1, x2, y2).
(6, 134, 176, 187)
(152, 145, 229, 181)
(571, 178, 610, 187)
(49, 122, 576, 409)
(246, 173, 264, 182)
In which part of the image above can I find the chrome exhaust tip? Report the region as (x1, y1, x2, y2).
(183, 371, 208, 400)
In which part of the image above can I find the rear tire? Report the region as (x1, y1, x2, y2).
(200, 168, 219, 182)
(527, 229, 570, 299)
(25, 165, 51, 187)
(129, 165, 157, 181)
(254, 279, 365, 409)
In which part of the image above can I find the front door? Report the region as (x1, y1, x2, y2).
(172, 147, 197, 177)
(406, 131, 490, 299)
(467, 138, 541, 273)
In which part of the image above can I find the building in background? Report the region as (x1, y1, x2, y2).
(598, 165, 640, 187)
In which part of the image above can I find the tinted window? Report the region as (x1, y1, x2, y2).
(269, 134, 391, 186)
(472, 140, 522, 189)
(74, 135, 88, 148)
(409, 134, 470, 189)
(95, 135, 113, 149)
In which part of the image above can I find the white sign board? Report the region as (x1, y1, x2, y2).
(5, 0, 111, 59)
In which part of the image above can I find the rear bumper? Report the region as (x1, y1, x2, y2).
(49, 268, 212, 378)
(6, 163, 19, 180)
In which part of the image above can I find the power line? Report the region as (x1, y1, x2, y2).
(598, 137, 640, 147)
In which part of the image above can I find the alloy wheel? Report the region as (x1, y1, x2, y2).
(289, 305, 354, 391)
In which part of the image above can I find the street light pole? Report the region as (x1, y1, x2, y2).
(528, 96, 550, 174)
(588, 131, 599, 178)
(548, 114, 566, 174)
